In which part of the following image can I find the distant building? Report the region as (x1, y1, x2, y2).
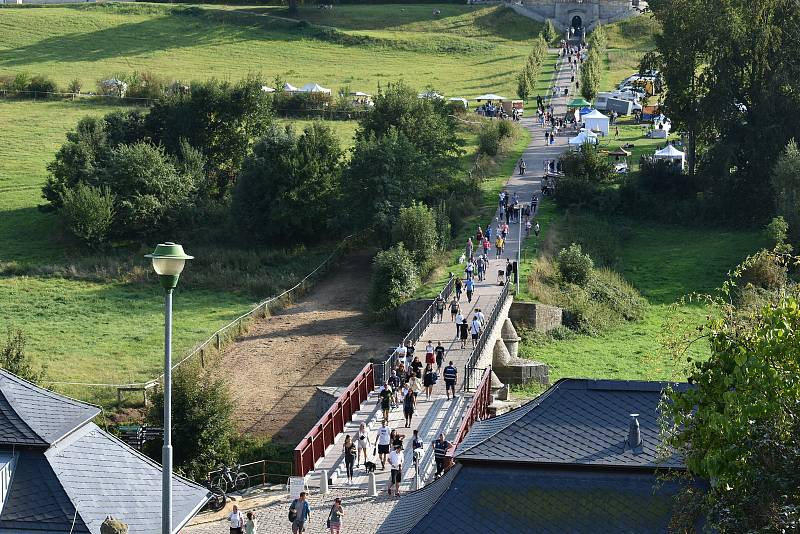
(0, 369, 209, 534)
(378, 378, 703, 534)
(511, 0, 638, 32)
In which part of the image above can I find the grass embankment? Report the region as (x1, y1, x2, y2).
(0, 3, 542, 97)
(514, 208, 764, 397)
(601, 15, 659, 92)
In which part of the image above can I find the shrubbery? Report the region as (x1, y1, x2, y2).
(478, 122, 501, 156)
(60, 183, 115, 246)
(0, 72, 59, 97)
(369, 244, 418, 315)
(737, 249, 787, 291)
(1, 328, 46, 385)
(392, 202, 438, 267)
(557, 243, 594, 286)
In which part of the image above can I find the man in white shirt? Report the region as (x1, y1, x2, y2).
(376, 421, 392, 470)
(396, 341, 407, 368)
(475, 308, 486, 327)
(454, 311, 464, 338)
(388, 443, 403, 496)
(228, 504, 245, 534)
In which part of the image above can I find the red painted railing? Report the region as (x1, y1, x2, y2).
(446, 366, 493, 465)
(293, 362, 375, 477)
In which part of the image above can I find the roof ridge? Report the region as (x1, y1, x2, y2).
(0, 369, 100, 412)
(455, 379, 566, 457)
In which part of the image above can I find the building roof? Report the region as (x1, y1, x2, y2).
(456, 378, 688, 469)
(0, 369, 100, 447)
(0, 370, 210, 534)
(381, 464, 697, 534)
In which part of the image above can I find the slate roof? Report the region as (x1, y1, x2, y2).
(456, 378, 689, 469)
(0, 369, 100, 447)
(381, 464, 696, 534)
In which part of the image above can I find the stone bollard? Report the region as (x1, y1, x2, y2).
(320, 469, 328, 495)
(501, 318, 521, 359)
(367, 472, 377, 497)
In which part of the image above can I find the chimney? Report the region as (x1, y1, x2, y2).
(626, 413, 642, 451)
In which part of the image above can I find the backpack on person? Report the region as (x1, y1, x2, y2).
(288, 499, 297, 522)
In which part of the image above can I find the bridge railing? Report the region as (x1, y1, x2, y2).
(374, 275, 455, 387)
(464, 281, 510, 390)
(293, 363, 374, 477)
(446, 366, 493, 466)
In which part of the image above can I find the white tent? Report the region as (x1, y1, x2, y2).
(654, 144, 685, 170)
(418, 91, 444, 100)
(447, 97, 468, 109)
(300, 83, 332, 94)
(261, 85, 275, 93)
(475, 93, 508, 101)
(568, 130, 599, 146)
(583, 109, 610, 136)
(351, 91, 370, 97)
(283, 82, 298, 92)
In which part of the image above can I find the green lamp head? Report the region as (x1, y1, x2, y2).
(145, 242, 193, 290)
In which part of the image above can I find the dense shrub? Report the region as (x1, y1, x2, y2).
(60, 183, 115, 247)
(772, 140, 800, 244)
(478, 122, 501, 156)
(147, 363, 234, 481)
(67, 78, 82, 94)
(233, 122, 342, 244)
(555, 144, 615, 210)
(738, 249, 787, 291)
(392, 202, 438, 268)
(587, 269, 646, 321)
(369, 244, 418, 315)
(433, 201, 452, 251)
(497, 119, 513, 140)
(27, 74, 58, 95)
(557, 243, 594, 286)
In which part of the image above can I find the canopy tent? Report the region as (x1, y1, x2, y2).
(283, 82, 299, 92)
(654, 144, 685, 170)
(350, 91, 371, 97)
(418, 91, 444, 99)
(475, 93, 508, 101)
(568, 130, 599, 147)
(568, 97, 592, 108)
(579, 107, 593, 116)
(447, 97, 469, 109)
(583, 109, 610, 135)
(300, 83, 332, 94)
(261, 85, 275, 93)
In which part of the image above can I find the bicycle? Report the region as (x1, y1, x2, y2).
(203, 476, 227, 512)
(212, 464, 250, 494)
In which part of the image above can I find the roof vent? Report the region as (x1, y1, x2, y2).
(625, 413, 643, 452)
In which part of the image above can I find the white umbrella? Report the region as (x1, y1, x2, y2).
(475, 93, 508, 101)
(300, 83, 332, 94)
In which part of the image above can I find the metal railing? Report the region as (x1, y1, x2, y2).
(374, 275, 455, 387)
(293, 362, 375, 477)
(446, 366, 494, 465)
(207, 459, 293, 490)
(463, 281, 511, 389)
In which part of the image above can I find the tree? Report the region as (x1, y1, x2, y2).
(369, 244, 418, 314)
(392, 202, 437, 267)
(543, 19, 558, 43)
(662, 281, 800, 531)
(103, 142, 197, 239)
(0, 328, 46, 384)
(557, 243, 594, 286)
(555, 144, 614, 209)
(147, 364, 234, 481)
(60, 183, 115, 247)
(516, 69, 530, 101)
(233, 122, 342, 243)
(772, 140, 800, 243)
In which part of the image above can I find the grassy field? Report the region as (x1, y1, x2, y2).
(0, 3, 543, 98)
(601, 15, 659, 92)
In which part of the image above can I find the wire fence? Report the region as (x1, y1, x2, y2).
(43, 234, 355, 392)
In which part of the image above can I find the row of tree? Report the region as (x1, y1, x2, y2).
(516, 36, 548, 101)
(580, 25, 605, 102)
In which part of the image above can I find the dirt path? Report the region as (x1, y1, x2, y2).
(222, 252, 397, 445)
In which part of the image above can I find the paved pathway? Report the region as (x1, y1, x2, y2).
(185, 50, 578, 534)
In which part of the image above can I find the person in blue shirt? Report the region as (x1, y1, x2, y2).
(465, 277, 475, 303)
(290, 491, 312, 533)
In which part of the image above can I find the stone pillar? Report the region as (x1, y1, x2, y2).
(501, 318, 521, 360)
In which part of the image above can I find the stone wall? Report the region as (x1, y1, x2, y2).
(395, 299, 432, 332)
(508, 302, 563, 332)
(514, 0, 637, 30)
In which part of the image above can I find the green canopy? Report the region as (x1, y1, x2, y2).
(567, 98, 592, 108)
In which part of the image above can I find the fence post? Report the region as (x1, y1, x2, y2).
(216, 333, 221, 351)
(200, 349, 205, 368)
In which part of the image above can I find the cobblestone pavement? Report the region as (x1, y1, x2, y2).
(184, 489, 398, 534)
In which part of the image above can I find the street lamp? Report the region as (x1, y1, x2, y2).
(145, 242, 193, 534)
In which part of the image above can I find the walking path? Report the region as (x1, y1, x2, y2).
(186, 50, 576, 534)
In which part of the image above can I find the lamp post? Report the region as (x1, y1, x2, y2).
(145, 242, 193, 534)
(517, 204, 523, 294)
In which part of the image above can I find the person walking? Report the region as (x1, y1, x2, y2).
(449, 297, 459, 322)
(495, 235, 504, 259)
(289, 492, 311, 534)
(388, 444, 403, 496)
(434, 295, 445, 322)
(534, 221, 540, 237)
(245, 511, 257, 534)
(465, 260, 474, 280)
(465, 237, 473, 261)
(343, 435, 356, 485)
(459, 318, 469, 349)
(228, 505, 245, 534)
(423, 363, 435, 400)
(443, 361, 457, 400)
(405, 340, 415, 368)
(408, 371, 422, 407)
(455, 277, 463, 300)
(327, 498, 344, 534)
(402, 388, 415, 428)
(379, 381, 392, 422)
(434, 341, 445, 373)
(454, 310, 464, 338)
(518, 158, 526, 175)
(432, 434, 452, 478)
(375, 421, 391, 470)
(356, 422, 371, 468)
(506, 259, 513, 283)
(482, 237, 490, 257)
(470, 315, 482, 348)
(465, 277, 474, 303)
(475, 308, 486, 327)
(425, 341, 435, 367)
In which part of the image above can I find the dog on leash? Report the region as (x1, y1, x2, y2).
(363, 461, 376, 473)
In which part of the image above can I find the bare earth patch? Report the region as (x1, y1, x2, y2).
(222, 252, 397, 444)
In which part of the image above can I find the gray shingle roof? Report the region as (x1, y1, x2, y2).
(0, 369, 100, 446)
(395, 465, 696, 534)
(46, 422, 210, 534)
(456, 378, 689, 469)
